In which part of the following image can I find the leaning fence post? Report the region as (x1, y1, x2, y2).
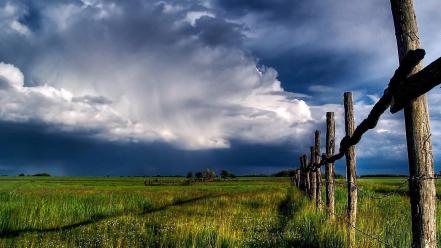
(309, 146, 317, 202)
(292, 170, 296, 186)
(344, 92, 357, 247)
(390, 1, 437, 247)
(295, 169, 300, 188)
(300, 156, 305, 191)
(303, 154, 310, 194)
(314, 130, 323, 210)
(325, 112, 336, 220)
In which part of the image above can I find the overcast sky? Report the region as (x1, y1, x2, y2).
(0, 0, 440, 176)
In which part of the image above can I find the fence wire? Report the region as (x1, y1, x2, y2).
(332, 179, 408, 201)
(291, 49, 441, 248)
(292, 177, 441, 247)
(328, 210, 397, 248)
(327, 176, 441, 201)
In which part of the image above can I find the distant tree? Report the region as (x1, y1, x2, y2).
(32, 173, 50, 177)
(273, 170, 291, 177)
(221, 170, 230, 179)
(18, 173, 25, 177)
(202, 168, 216, 180)
(195, 172, 203, 179)
(186, 171, 193, 178)
(334, 173, 345, 179)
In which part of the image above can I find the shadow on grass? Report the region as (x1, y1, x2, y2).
(141, 193, 226, 214)
(276, 190, 322, 248)
(246, 188, 310, 248)
(273, 189, 341, 248)
(0, 193, 224, 238)
(277, 189, 296, 231)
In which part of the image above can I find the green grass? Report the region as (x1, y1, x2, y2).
(0, 176, 440, 247)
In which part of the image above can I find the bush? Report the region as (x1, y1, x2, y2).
(221, 170, 230, 179)
(195, 172, 203, 179)
(220, 170, 235, 179)
(273, 170, 293, 177)
(202, 169, 216, 180)
(32, 173, 51, 177)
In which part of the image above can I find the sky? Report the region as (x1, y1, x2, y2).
(0, 0, 440, 176)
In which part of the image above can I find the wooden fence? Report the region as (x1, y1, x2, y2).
(292, 1, 441, 247)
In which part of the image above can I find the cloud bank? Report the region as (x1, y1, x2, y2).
(0, 0, 315, 151)
(0, 0, 440, 175)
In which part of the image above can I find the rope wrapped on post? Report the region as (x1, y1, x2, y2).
(307, 49, 427, 168)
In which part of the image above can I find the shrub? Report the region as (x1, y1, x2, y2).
(32, 173, 51, 177)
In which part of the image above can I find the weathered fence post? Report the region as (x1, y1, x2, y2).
(344, 92, 357, 247)
(314, 130, 323, 210)
(303, 154, 310, 194)
(292, 170, 297, 186)
(299, 156, 304, 191)
(309, 146, 317, 201)
(296, 170, 301, 188)
(390, 1, 437, 247)
(300, 155, 309, 192)
(325, 112, 335, 220)
(299, 156, 305, 191)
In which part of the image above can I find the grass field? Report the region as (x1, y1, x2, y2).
(0, 176, 440, 247)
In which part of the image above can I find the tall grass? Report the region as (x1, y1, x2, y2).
(0, 177, 440, 247)
(283, 178, 429, 248)
(0, 177, 287, 247)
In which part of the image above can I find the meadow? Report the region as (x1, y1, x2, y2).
(0, 176, 440, 247)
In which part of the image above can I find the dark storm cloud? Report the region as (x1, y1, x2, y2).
(213, 0, 305, 22)
(193, 16, 245, 47)
(0, 120, 300, 176)
(214, 0, 398, 96)
(0, 120, 413, 176)
(17, 3, 42, 31)
(0, 0, 440, 176)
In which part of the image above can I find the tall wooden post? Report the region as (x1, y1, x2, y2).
(299, 157, 304, 190)
(314, 130, 323, 210)
(294, 171, 298, 187)
(344, 92, 357, 247)
(292, 170, 296, 186)
(295, 170, 300, 188)
(390, 1, 437, 247)
(303, 154, 310, 194)
(309, 146, 317, 201)
(325, 112, 336, 220)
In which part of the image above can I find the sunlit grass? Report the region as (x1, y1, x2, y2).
(0, 177, 287, 247)
(0, 176, 440, 247)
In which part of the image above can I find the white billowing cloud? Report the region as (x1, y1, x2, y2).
(0, 57, 313, 149)
(0, 62, 157, 141)
(0, 62, 24, 88)
(2, 0, 437, 160)
(0, 1, 317, 150)
(0, 0, 315, 151)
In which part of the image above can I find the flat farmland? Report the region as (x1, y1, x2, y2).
(0, 177, 440, 247)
